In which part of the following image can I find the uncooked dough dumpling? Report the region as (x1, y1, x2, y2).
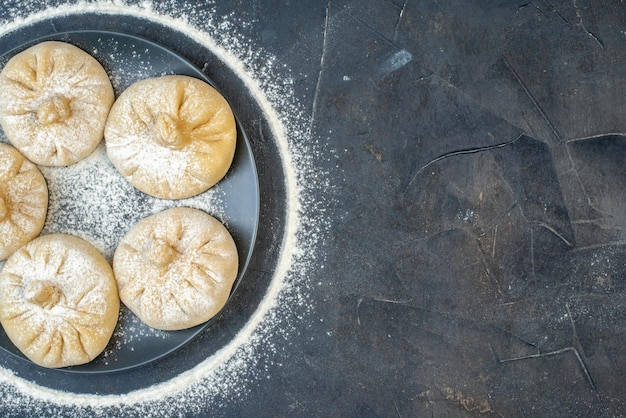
(113, 207, 238, 330)
(104, 75, 237, 200)
(0, 41, 115, 166)
(0, 143, 48, 260)
(0, 234, 120, 368)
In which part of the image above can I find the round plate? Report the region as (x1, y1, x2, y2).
(0, 31, 260, 373)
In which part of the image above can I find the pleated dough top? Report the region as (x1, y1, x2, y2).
(0, 41, 115, 166)
(104, 75, 237, 200)
(113, 207, 238, 330)
(0, 143, 48, 260)
(0, 234, 120, 368)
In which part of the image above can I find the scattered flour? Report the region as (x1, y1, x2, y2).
(0, 0, 330, 415)
(0, 40, 114, 167)
(39, 143, 225, 263)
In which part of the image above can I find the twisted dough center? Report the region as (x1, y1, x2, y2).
(152, 113, 188, 150)
(36, 95, 72, 125)
(24, 281, 62, 310)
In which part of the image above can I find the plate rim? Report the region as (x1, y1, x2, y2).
(0, 29, 261, 374)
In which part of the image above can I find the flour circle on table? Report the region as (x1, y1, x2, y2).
(0, 1, 330, 415)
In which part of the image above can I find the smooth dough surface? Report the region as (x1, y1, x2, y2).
(104, 75, 237, 200)
(0, 143, 48, 260)
(113, 207, 238, 330)
(0, 234, 120, 368)
(0, 41, 115, 166)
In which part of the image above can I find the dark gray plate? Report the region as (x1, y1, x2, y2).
(0, 31, 259, 373)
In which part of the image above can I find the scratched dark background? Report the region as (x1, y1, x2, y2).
(1, 0, 625, 416)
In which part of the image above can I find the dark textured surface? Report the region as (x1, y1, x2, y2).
(1, 1, 625, 416)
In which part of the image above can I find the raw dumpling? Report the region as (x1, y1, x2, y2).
(104, 75, 237, 200)
(0, 142, 48, 260)
(113, 207, 238, 330)
(0, 41, 115, 166)
(0, 234, 120, 368)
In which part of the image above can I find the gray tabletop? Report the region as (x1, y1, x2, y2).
(0, 1, 625, 416)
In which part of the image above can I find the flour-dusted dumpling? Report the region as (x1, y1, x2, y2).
(113, 207, 238, 330)
(0, 41, 115, 166)
(104, 75, 237, 200)
(0, 143, 48, 260)
(0, 234, 120, 368)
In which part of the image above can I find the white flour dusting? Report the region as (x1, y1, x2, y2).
(0, 234, 119, 369)
(39, 143, 225, 262)
(0, 40, 115, 167)
(0, 1, 329, 415)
